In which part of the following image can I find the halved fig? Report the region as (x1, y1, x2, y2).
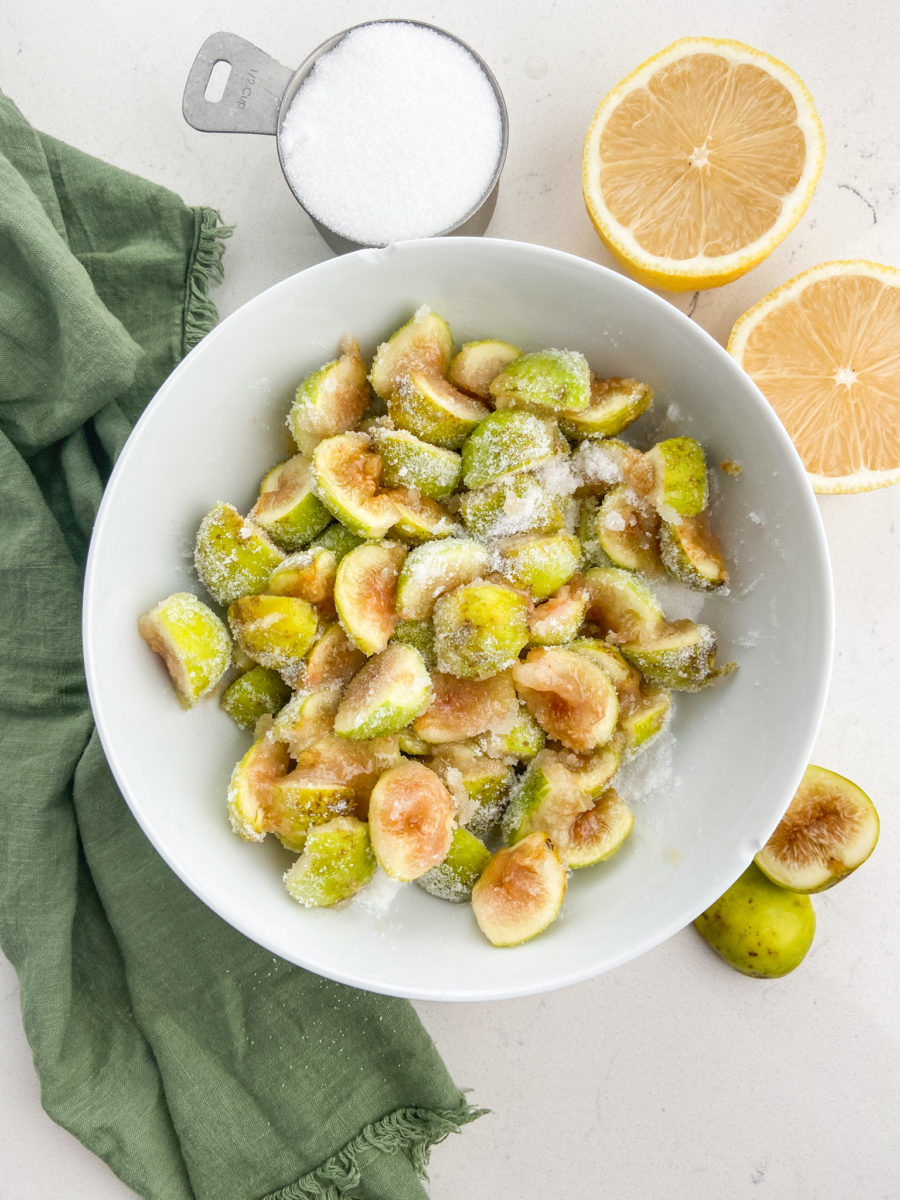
(459, 473, 564, 539)
(754, 765, 880, 892)
(333, 643, 433, 739)
(595, 485, 661, 574)
(302, 623, 366, 690)
(194, 502, 284, 605)
(283, 816, 376, 907)
(428, 743, 513, 837)
(389, 489, 456, 544)
(249, 455, 332, 550)
(432, 582, 531, 679)
(581, 567, 666, 642)
(488, 707, 546, 761)
(388, 370, 489, 449)
(226, 733, 291, 842)
(333, 540, 406, 655)
(694, 863, 815, 978)
(559, 376, 653, 439)
(266, 775, 356, 852)
(290, 735, 401, 815)
(620, 620, 723, 691)
(373, 427, 462, 498)
(560, 787, 634, 868)
(512, 647, 619, 754)
(489, 349, 591, 415)
(569, 438, 633, 498)
(461, 411, 566, 488)
(271, 688, 341, 756)
(494, 531, 581, 601)
(369, 307, 454, 401)
(227, 594, 318, 673)
(618, 687, 672, 753)
(413, 670, 519, 743)
(569, 637, 642, 698)
(659, 512, 728, 590)
(138, 591, 231, 707)
(267, 546, 338, 612)
(311, 433, 399, 538)
(527, 583, 589, 646)
(395, 538, 490, 621)
(645, 437, 708, 519)
(220, 666, 291, 731)
(314, 523, 364, 563)
(417, 827, 492, 902)
(288, 336, 371, 456)
(368, 760, 456, 881)
(471, 833, 567, 947)
(448, 339, 521, 399)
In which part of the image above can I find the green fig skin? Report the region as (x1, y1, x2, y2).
(694, 864, 815, 979)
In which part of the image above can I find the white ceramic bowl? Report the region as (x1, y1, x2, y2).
(83, 238, 833, 1001)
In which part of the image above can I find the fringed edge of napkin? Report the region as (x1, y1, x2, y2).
(264, 1102, 488, 1200)
(184, 207, 233, 353)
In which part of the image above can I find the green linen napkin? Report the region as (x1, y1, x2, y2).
(0, 93, 481, 1200)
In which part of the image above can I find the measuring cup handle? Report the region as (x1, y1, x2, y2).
(182, 32, 294, 135)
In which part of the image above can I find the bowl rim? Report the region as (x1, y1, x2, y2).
(82, 236, 835, 1000)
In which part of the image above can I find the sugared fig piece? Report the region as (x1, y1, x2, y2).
(527, 583, 589, 646)
(490, 349, 591, 415)
(138, 592, 231, 707)
(618, 687, 672, 753)
(581, 566, 666, 641)
(559, 376, 653, 439)
(620, 620, 723, 692)
(391, 618, 436, 670)
(194, 502, 284, 605)
(314, 522, 364, 563)
(227, 594, 318, 674)
(417, 827, 492, 902)
(659, 513, 728, 590)
(432, 582, 530, 679)
(374, 427, 462, 498)
(388, 370, 489, 449)
(226, 733, 291, 842)
(428, 743, 513, 837)
(283, 816, 376, 907)
(471, 833, 567, 947)
(754, 765, 879, 892)
(311, 433, 400, 538)
(461, 411, 566, 488)
(395, 537, 490, 621)
(333, 540, 406, 655)
(271, 687, 341, 756)
(560, 787, 634, 869)
(266, 775, 356, 852)
(249, 455, 332, 550)
(460, 473, 564, 539)
(448, 339, 521, 399)
(413, 671, 519, 744)
(290, 735, 401, 815)
(501, 746, 619, 850)
(288, 336, 370, 456)
(368, 760, 456, 881)
(220, 666, 291, 731)
(513, 648, 619, 753)
(303, 623, 366, 690)
(333, 643, 433, 739)
(266, 546, 337, 608)
(369, 307, 454, 401)
(494, 531, 581, 600)
(694, 864, 816, 978)
(389, 489, 456, 544)
(645, 437, 708, 519)
(595, 485, 661, 574)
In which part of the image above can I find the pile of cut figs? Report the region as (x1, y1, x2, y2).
(139, 307, 742, 948)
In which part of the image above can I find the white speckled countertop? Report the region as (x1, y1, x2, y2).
(2, 2, 898, 1197)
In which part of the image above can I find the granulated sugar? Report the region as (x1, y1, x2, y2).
(280, 22, 502, 245)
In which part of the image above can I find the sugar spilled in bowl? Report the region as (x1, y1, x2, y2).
(183, 21, 508, 253)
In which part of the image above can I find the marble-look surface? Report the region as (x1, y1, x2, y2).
(2, 1, 898, 1196)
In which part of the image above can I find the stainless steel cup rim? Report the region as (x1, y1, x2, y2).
(183, 21, 509, 253)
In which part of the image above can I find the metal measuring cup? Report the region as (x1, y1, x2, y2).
(182, 23, 509, 255)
